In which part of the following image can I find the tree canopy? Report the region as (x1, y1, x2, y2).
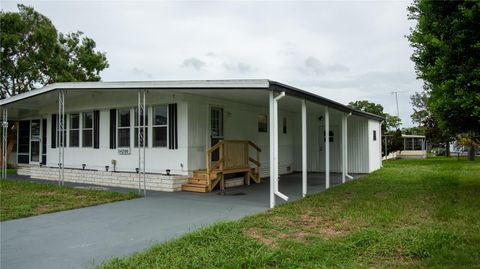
(0, 4, 108, 98)
(407, 0, 480, 135)
(348, 100, 401, 131)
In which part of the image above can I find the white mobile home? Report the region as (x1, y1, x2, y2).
(0, 80, 383, 208)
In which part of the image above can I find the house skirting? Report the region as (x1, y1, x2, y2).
(17, 166, 188, 192)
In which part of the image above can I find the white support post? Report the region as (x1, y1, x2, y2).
(58, 90, 65, 186)
(1, 108, 7, 180)
(269, 91, 275, 208)
(301, 99, 307, 197)
(57, 95, 60, 185)
(142, 90, 146, 196)
(137, 91, 142, 195)
(341, 114, 346, 184)
(61, 91, 65, 186)
(325, 107, 330, 189)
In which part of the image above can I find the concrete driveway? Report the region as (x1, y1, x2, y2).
(1, 173, 357, 269)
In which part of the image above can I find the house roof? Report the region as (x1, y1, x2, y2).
(0, 79, 384, 121)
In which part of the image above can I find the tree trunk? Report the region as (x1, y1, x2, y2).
(468, 145, 476, 161)
(446, 141, 450, 157)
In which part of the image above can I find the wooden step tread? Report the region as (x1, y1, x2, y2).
(188, 178, 209, 185)
(182, 183, 209, 193)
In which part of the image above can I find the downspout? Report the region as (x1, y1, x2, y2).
(273, 91, 288, 202)
(345, 112, 353, 180)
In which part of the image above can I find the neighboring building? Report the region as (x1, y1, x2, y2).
(0, 80, 383, 207)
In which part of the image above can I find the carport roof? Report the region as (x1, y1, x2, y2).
(0, 79, 384, 121)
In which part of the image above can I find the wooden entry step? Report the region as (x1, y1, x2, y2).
(181, 169, 221, 193)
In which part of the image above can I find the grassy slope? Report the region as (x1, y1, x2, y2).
(99, 158, 480, 269)
(0, 179, 139, 221)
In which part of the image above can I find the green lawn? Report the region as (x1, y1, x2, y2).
(98, 157, 480, 269)
(0, 179, 139, 221)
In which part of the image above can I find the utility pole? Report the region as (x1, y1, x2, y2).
(391, 91, 408, 117)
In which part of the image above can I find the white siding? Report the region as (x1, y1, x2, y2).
(292, 109, 343, 173)
(347, 116, 370, 173)
(185, 94, 295, 177)
(368, 119, 382, 172)
(44, 91, 190, 175)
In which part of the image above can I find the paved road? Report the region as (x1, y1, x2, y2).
(1, 173, 355, 269)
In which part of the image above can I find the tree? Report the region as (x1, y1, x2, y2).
(409, 90, 453, 155)
(0, 4, 109, 98)
(410, 91, 430, 125)
(348, 100, 401, 131)
(0, 4, 108, 168)
(408, 1, 480, 160)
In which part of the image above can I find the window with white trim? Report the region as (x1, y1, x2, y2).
(117, 109, 131, 147)
(69, 114, 79, 147)
(152, 105, 168, 147)
(82, 112, 93, 147)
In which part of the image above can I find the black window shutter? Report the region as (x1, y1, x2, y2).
(93, 110, 100, 149)
(110, 109, 117, 149)
(168, 104, 178, 149)
(51, 114, 57, 148)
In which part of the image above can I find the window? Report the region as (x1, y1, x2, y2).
(153, 105, 168, 147)
(283, 117, 287, 134)
(323, 131, 334, 142)
(83, 112, 93, 147)
(258, 115, 267, 133)
(373, 130, 377, 141)
(134, 108, 148, 147)
(117, 109, 131, 147)
(69, 114, 79, 147)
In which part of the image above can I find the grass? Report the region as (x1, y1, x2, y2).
(0, 179, 139, 221)
(97, 157, 480, 269)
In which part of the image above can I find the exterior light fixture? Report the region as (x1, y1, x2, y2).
(136, 168, 139, 174)
(105, 166, 109, 172)
(82, 164, 86, 170)
(166, 169, 171, 175)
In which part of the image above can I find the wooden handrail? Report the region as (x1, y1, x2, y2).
(207, 141, 224, 154)
(248, 141, 262, 152)
(249, 157, 260, 167)
(205, 139, 262, 189)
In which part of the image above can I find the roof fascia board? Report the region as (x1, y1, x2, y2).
(269, 81, 384, 122)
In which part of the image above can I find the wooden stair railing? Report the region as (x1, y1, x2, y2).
(182, 140, 262, 193)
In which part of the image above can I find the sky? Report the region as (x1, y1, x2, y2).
(1, 0, 423, 127)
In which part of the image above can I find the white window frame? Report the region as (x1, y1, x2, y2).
(117, 108, 131, 148)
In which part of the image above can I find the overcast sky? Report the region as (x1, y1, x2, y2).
(2, 0, 423, 126)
